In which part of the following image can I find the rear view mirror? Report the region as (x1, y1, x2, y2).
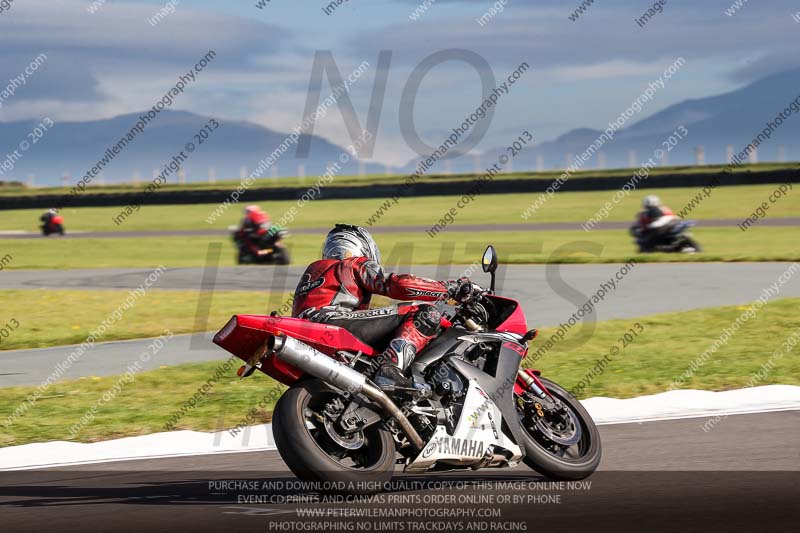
(482, 245, 498, 294)
(482, 245, 498, 274)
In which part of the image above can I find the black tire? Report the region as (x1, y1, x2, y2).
(273, 379, 396, 492)
(272, 248, 290, 265)
(517, 377, 601, 480)
(237, 249, 252, 265)
(56, 224, 64, 236)
(683, 236, 701, 252)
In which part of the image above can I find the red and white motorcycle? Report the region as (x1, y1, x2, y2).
(214, 245, 601, 490)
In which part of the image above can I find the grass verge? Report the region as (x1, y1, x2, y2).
(0, 289, 290, 351)
(1, 298, 798, 447)
(0, 184, 798, 233)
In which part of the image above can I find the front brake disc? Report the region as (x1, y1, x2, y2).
(533, 407, 582, 447)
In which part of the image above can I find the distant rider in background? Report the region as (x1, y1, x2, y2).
(40, 208, 57, 226)
(240, 205, 271, 245)
(633, 195, 677, 252)
(39, 208, 65, 236)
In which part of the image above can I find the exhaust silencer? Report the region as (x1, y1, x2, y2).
(269, 334, 424, 451)
(268, 334, 366, 394)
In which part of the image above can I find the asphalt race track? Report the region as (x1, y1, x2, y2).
(4, 263, 799, 309)
(1, 412, 797, 532)
(1, 217, 800, 239)
(2, 263, 800, 385)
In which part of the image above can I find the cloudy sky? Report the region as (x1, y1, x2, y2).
(1, 0, 799, 165)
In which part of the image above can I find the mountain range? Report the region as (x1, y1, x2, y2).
(482, 67, 800, 172)
(2, 68, 800, 186)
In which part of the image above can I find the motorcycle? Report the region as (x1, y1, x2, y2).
(213, 245, 601, 490)
(40, 215, 65, 236)
(230, 224, 290, 265)
(631, 219, 701, 253)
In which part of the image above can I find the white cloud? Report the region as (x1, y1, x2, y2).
(0, 0, 289, 119)
(546, 60, 665, 82)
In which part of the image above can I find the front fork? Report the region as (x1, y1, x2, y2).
(515, 369, 562, 426)
(515, 368, 551, 399)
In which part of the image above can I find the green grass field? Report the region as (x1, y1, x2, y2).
(1, 183, 798, 233)
(0, 289, 292, 351)
(1, 182, 796, 269)
(2, 298, 797, 447)
(1, 226, 798, 270)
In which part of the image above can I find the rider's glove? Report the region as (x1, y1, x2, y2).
(446, 277, 479, 302)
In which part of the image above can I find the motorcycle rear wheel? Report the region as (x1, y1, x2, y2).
(273, 379, 396, 491)
(516, 377, 601, 480)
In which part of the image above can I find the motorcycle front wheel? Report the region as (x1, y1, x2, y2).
(236, 248, 253, 264)
(516, 376, 601, 480)
(681, 236, 701, 253)
(273, 379, 396, 491)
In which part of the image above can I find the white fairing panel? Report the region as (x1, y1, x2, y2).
(406, 380, 523, 472)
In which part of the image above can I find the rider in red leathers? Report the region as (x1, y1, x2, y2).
(292, 224, 476, 392)
(241, 205, 270, 237)
(237, 205, 272, 256)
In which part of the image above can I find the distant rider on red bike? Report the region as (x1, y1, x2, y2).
(241, 205, 270, 241)
(291, 224, 479, 392)
(40, 209, 65, 236)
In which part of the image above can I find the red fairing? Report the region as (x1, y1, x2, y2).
(267, 316, 376, 355)
(52, 216, 64, 224)
(212, 314, 376, 386)
(493, 295, 528, 336)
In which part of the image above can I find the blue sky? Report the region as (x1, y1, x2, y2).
(1, 0, 799, 165)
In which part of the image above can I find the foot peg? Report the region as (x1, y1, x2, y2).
(373, 365, 431, 397)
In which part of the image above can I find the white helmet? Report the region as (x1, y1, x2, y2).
(642, 195, 660, 208)
(322, 224, 380, 262)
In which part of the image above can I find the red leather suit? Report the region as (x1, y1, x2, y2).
(292, 256, 451, 368)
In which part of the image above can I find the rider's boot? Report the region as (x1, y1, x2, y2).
(369, 339, 430, 396)
(373, 364, 416, 391)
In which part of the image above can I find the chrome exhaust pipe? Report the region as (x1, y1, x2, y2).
(269, 334, 425, 451)
(268, 334, 366, 393)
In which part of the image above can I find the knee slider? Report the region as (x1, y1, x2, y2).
(414, 304, 441, 336)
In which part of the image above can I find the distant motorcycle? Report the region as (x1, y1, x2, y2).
(231, 224, 290, 265)
(631, 220, 701, 253)
(40, 213, 65, 236)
